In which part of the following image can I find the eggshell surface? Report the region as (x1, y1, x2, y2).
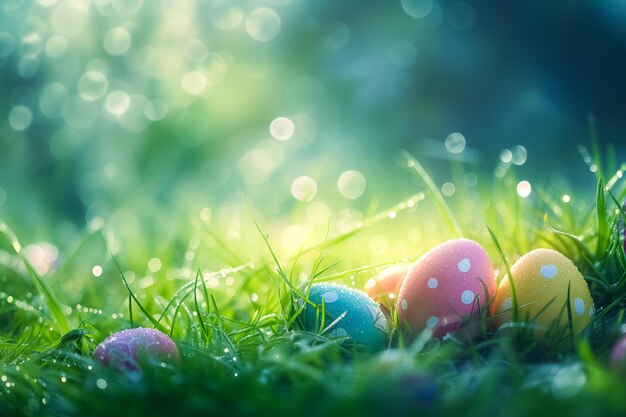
(397, 239, 496, 338)
(93, 327, 180, 373)
(492, 248, 593, 336)
(365, 264, 409, 305)
(301, 283, 388, 351)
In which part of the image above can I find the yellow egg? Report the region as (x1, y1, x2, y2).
(492, 248, 593, 336)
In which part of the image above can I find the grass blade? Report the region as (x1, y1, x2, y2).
(487, 226, 518, 322)
(596, 178, 609, 255)
(0, 222, 71, 334)
(400, 150, 463, 238)
(110, 253, 166, 332)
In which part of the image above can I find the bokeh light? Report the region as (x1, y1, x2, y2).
(338, 171, 367, 200)
(517, 180, 532, 198)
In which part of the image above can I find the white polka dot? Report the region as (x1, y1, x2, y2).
(574, 298, 585, 316)
(540, 264, 557, 279)
(322, 291, 338, 303)
(401, 299, 408, 310)
(458, 258, 471, 273)
(589, 306, 595, 317)
(502, 297, 512, 311)
(427, 277, 439, 289)
(461, 290, 475, 305)
(426, 316, 439, 328)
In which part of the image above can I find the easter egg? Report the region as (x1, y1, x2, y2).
(610, 335, 626, 373)
(397, 239, 496, 338)
(93, 328, 180, 373)
(492, 248, 593, 336)
(301, 283, 389, 351)
(365, 264, 409, 305)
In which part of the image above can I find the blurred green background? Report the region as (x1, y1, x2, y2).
(1, 0, 625, 265)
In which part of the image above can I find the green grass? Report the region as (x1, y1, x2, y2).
(2, 148, 626, 417)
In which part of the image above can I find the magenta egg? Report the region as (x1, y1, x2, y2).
(397, 238, 496, 338)
(610, 335, 626, 372)
(92, 328, 180, 373)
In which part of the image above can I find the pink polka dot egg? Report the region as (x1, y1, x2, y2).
(93, 328, 180, 373)
(397, 238, 496, 338)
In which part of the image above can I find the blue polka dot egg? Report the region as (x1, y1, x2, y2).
(300, 283, 389, 351)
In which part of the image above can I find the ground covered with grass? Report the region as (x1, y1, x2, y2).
(1, 147, 626, 417)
